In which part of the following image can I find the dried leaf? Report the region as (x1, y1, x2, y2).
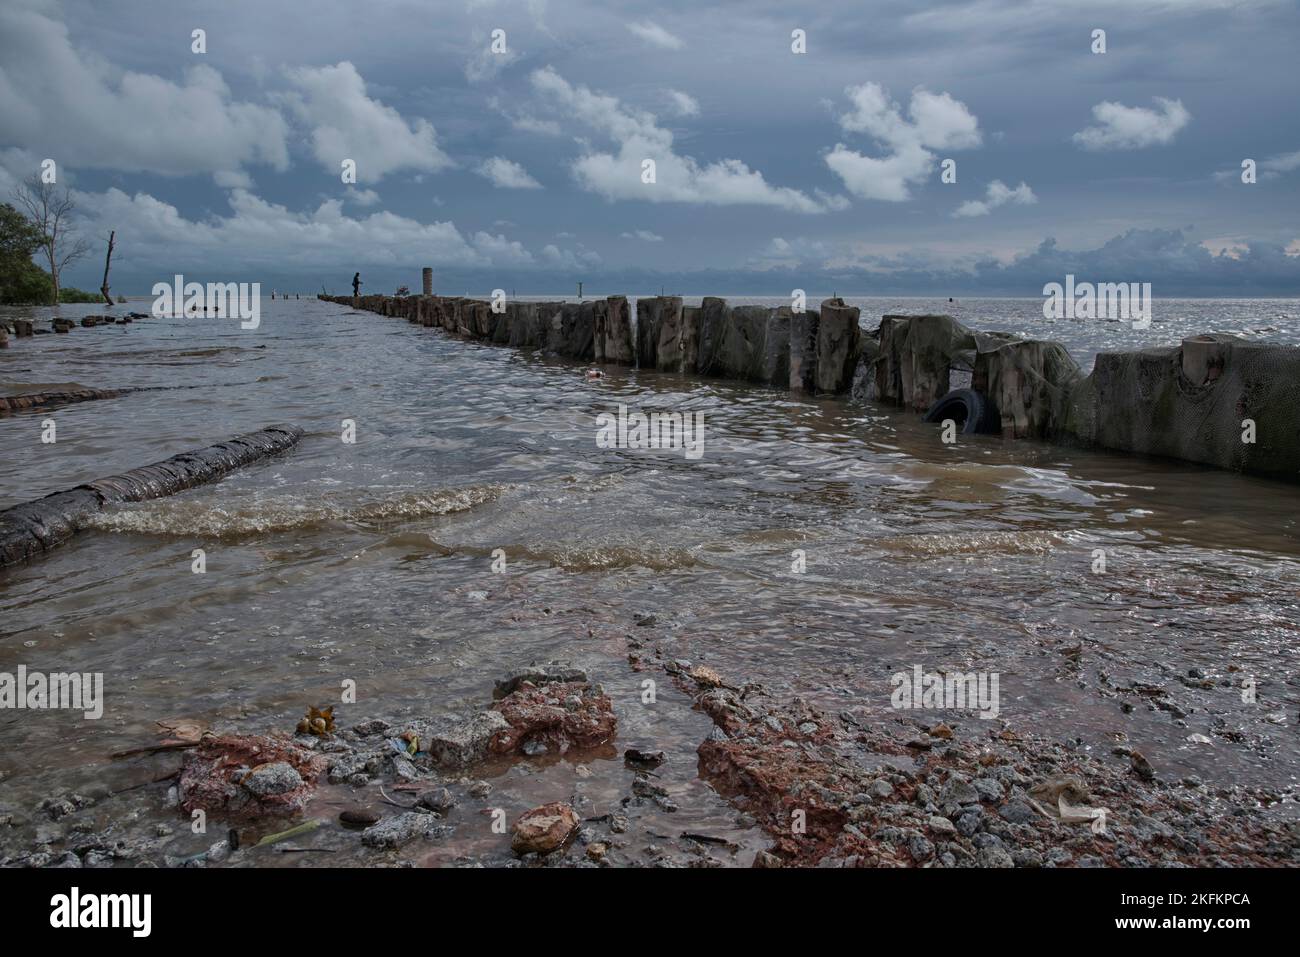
(296, 705, 336, 736)
(688, 665, 723, 688)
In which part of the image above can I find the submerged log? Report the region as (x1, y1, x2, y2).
(0, 425, 304, 568)
(0, 387, 132, 416)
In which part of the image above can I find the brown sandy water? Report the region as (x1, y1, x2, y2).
(1, 297, 1298, 864)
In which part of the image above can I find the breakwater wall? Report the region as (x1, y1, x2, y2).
(321, 293, 1300, 482)
(323, 293, 861, 392)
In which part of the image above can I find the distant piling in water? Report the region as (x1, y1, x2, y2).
(318, 282, 1300, 482)
(0, 426, 305, 568)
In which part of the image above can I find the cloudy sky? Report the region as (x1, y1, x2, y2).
(2, 0, 1298, 295)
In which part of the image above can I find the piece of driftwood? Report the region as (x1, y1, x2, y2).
(0, 425, 304, 568)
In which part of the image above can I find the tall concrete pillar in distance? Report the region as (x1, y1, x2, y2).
(422, 268, 433, 296)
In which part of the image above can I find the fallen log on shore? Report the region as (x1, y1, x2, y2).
(0, 425, 305, 568)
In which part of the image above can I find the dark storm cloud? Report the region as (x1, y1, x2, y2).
(1, 0, 1295, 294)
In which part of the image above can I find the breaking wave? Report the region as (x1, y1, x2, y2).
(86, 485, 504, 539)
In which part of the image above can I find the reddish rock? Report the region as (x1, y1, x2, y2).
(489, 681, 616, 757)
(511, 802, 579, 854)
(178, 734, 327, 821)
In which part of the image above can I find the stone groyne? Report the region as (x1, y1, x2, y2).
(321, 293, 1300, 482)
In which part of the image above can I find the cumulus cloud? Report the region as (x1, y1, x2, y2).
(621, 230, 663, 242)
(529, 67, 836, 213)
(627, 21, 684, 50)
(953, 180, 1037, 217)
(0, 1, 288, 176)
(739, 228, 1300, 295)
(1216, 149, 1300, 182)
(465, 30, 520, 83)
(282, 62, 452, 182)
(1073, 97, 1190, 151)
(488, 96, 563, 136)
(476, 156, 542, 189)
(666, 90, 700, 117)
(71, 185, 540, 272)
(825, 83, 982, 201)
(1263, 150, 1300, 174)
(749, 236, 831, 270)
(214, 170, 254, 190)
(343, 187, 382, 206)
(541, 243, 602, 269)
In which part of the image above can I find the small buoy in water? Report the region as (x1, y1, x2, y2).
(585, 369, 604, 380)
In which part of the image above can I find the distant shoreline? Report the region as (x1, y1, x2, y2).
(11, 293, 1297, 303)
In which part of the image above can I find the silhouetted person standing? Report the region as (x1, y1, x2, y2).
(352, 272, 362, 299)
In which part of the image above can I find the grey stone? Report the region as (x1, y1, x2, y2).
(494, 661, 588, 698)
(956, 808, 984, 837)
(416, 787, 456, 813)
(998, 799, 1038, 825)
(939, 779, 980, 806)
(425, 711, 510, 769)
(928, 815, 958, 835)
(977, 846, 1015, 868)
(361, 812, 451, 849)
(241, 762, 303, 798)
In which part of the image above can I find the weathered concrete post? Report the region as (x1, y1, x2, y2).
(974, 339, 1080, 439)
(422, 268, 433, 296)
(605, 296, 635, 365)
(788, 306, 819, 392)
(815, 298, 861, 394)
(695, 297, 728, 375)
(653, 297, 685, 372)
(592, 300, 608, 363)
(636, 297, 661, 368)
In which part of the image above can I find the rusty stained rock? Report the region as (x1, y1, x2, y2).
(178, 734, 327, 822)
(489, 680, 616, 757)
(511, 801, 580, 855)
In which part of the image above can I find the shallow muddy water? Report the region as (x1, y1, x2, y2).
(2, 296, 1298, 865)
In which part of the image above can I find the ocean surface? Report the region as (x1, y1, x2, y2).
(2, 295, 1298, 863)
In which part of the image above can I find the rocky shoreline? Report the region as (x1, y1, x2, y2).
(3, 640, 1295, 869)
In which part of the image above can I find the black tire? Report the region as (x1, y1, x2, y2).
(922, 387, 999, 434)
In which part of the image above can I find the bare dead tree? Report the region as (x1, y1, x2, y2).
(11, 175, 90, 305)
(100, 230, 116, 305)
